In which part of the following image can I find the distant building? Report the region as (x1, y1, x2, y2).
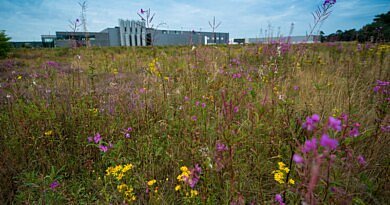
(41, 19, 229, 48)
(232, 36, 320, 44)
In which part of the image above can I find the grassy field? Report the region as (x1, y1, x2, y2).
(0, 43, 389, 204)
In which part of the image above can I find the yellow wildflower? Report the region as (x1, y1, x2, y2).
(288, 179, 295, 185)
(44, 130, 53, 136)
(17, 75, 22, 80)
(117, 184, 128, 192)
(122, 164, 133, 173)
(147, 179, 157, 186)
(175, 185, 181, 191)
(190, 189, 198, 197)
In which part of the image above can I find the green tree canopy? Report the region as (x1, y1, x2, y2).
(0, 31, 11, 58)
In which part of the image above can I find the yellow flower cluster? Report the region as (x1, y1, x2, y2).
(106, 164, 133, 181)
(117, 183, 136, 202)
(88, 108, 98, 115)
(272, 162, 295, 185)
(148, 58, 161, 77)
(147, 179, 157, 186)
(175, 166, 199, 198)
(176, 166, 191, 182)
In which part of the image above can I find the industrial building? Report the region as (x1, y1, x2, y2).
(40, 19, 229, 48)
(232, 36, 320, 44)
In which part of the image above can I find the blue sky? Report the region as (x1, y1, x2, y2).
(1, 0, 389, 41)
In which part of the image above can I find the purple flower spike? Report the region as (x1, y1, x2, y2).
(216, 142, 228, 152)
(349, 127, 359, 137)
(50, 181, 60, 190)
(99, 145, 108, 152)
(320, 134, 338, 150)
(328, 117, 342, 131)
(87, 136, 93, 143)
(293, 154, 304, 164)
(302, 114, 320, 131)
(357, 155, 367, 166)
(275, 194, 285, 205)
(302, 138, 317, 153)
(93, 133, 102, 144)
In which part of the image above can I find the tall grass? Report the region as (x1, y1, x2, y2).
(0, 43, 389, 204)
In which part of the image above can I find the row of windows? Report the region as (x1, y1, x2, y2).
(124, 27, 143, 33)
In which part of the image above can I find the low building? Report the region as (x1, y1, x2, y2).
(232, 36, 320, 44)
(41, 19, 229, 47)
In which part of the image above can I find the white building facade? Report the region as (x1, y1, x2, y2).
(118, 19, 146, 46)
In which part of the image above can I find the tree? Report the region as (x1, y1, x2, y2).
(325, 11, 390, 42)
(0, 31, 11, 59)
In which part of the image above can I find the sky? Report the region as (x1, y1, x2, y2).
(1, 0, 389, 41)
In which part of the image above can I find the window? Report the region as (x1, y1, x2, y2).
(125, 27, 127, 32)
(221, 37, 224, 40)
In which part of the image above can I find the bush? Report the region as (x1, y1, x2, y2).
(0, 31, 11, 59)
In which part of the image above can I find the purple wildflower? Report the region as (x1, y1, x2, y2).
(357, 155, 367, 166)
(216, 142, 228, 152)
(349, 127, 359, 137)
(381, 125, 390, 132)
(195, 101, 200, 106)
(125, 133, 131, 138)
(302, 138, 317, 153)
(87, 136, 93, 143)
(302, 114, 320, 131)
(323, 0, 336, 7)
(293, 154, 304, 164)
(320, 134, 338, 150)
(93, 133, 102, 144)
(328, 116, 342, 131)
(50, 181, 60, 190)
(275, 194, 285, 205)
(293, 85, 299, 91)
(99, 145, 108, 152)
(233, 106, 239, 113)
(191, 116, 197, 121)
(201, 102, 206, 108)
(184, 96, 190, 101)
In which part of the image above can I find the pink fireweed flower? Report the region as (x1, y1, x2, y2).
(216, 142, 228, 152)
(99, 145, 108, 152)
(191, 116, 197, 121)
(328, 117, 342, 131)
(233, 106, 239, 113)
(302, 114, 320, 131)
(302, 138, 317, 153)
(93, 133, 102, 144)
(50, 181, 60, 190)
(320, 134, 338, 150)
(357, 155, 367, 166)
(195, 101, 200, 106)
(293, 154, 304, 164)
(186, 164, 202, 188)
(275, 194, 285, 205)
(349, 127, 359, 137)
(184, 96, 190, 101)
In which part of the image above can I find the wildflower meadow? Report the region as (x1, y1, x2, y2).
(1, 41, 389, 204)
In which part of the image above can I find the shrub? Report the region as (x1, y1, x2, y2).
(0, 31, 11, 59)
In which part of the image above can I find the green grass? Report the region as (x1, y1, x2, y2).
(0, 43, 389, 204)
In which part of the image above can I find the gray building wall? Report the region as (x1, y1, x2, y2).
(241, 36, 320, 44)
(118, 19, 146, 46)
(149, 29, 229, 46)
(101, 27, 120, 46)
(55, 31, 109, 47)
